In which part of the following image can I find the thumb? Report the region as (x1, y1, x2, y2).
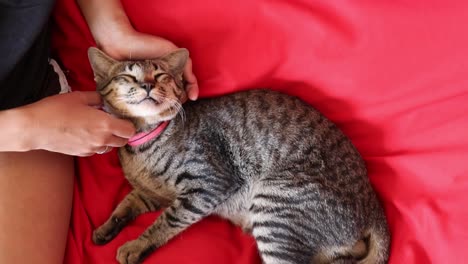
(76, 91, 102, 106)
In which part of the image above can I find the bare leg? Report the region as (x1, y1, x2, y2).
(0, 150, 74, 264)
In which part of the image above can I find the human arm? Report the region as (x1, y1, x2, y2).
(77, 0, 199, 100)
(0, 91, 135, 156)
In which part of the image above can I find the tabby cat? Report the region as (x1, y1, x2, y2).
(87, 47, 390, 264)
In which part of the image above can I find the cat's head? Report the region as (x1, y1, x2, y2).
(87, 47, 188, 128)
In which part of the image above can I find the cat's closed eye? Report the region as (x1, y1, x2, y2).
(161, 76, 171, 84)
(114, 76, 129, 83)
(114, 75, 137, 84)
(154, 73, 170, 83)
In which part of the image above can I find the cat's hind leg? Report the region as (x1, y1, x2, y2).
(250, 209, 314, 264)
(249, 179, 324, 264)
(93, 190, 162, 245)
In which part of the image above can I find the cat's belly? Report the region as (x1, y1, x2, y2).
(214, 185, 254, 232)
(119, 149, 177, 206)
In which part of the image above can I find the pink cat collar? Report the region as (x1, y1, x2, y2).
(127, 121, 170, 146)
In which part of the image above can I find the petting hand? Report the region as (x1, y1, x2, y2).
(100, 30, 199, 101)
(19, 91, 135, 156)
(77, 0, 199, 100)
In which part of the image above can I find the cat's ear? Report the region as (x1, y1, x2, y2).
(160, 48, 189, 74)
(87, 47, 117, 83)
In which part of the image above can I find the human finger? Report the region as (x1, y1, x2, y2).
(183, 59, 199, 101)
(76, 91, 103, 106)
(77, 152, 96, 157)
(104, 135, 129, 148)
(107, 118, 136, 139)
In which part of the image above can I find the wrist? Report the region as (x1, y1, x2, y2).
(98, 24, 137, 60)
(87, 11, 136, 60)
(77, 0, 136, 60)
(0, 108, 36, 152)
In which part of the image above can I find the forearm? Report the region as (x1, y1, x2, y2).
(0, 108, 34, 152)
(77, 0, 133, 56)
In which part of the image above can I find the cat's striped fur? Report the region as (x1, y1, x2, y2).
(88, 47, 390, 264)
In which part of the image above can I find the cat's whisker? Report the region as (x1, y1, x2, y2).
(172, 104, 183, 124)
(164, 99, 180, 119)
(176, 103, 186, 124)
(163, 98, 185, 124)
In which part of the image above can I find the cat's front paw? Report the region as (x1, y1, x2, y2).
(116, 238, 155, 264)
(92, 228, 113, 245)
(93, 216, 129, 245)
(92, 222, 120, 245)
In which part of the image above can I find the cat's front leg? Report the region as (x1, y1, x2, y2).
(116, 191, 221, 264)
(93, 190, 162, 245)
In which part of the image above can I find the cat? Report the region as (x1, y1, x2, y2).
(87, 47, 390, 264)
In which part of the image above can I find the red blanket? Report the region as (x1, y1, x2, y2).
(52, 0, 468, 263)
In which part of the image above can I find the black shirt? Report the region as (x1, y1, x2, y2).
(0, 0, 57, 110)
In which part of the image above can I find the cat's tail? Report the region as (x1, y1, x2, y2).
(354, 223, 390, 264)
(313, 222, 390, 264)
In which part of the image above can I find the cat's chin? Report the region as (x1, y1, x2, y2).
(130, 101, 169, 116)
(130, 105, 178, 126)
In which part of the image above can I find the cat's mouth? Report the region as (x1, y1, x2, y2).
(140, 96, 163, 105)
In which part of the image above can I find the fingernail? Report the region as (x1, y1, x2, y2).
(189, 93, 198, 101)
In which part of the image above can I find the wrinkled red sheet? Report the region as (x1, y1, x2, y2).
(52, 0, 468, 263)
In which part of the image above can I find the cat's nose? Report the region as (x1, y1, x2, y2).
(141, 82, 154, 93)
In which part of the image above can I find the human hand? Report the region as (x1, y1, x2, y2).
(19, 91, 135, 156)
(99, 29, 199, 101)
(77, 0, 198, 100)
